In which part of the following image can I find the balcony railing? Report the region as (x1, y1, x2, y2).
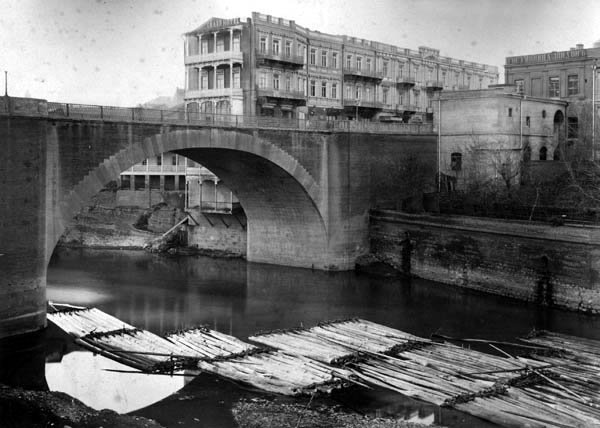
(395, 104, 418, 112)
(342, 99, 384, 109)
(257, 88, 306, 100)
(395, 76, 416, 86)
(256, 51, 304, 66)
(185, 50, 243, 65)
(343, 67, 384, 80)
(0, 98, 436, 135)
(425, 80, 444, 90)
(185, 88, 243, 98)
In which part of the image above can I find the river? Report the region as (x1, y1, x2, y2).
(45, 247, 600, 427)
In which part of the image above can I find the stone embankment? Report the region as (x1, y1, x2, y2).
(362, 210, 600, 313)
(59, 188, 247, 259)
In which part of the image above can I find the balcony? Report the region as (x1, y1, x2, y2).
(425, 80, 444, 90)
(185, 50, 244, 65)
(257, 88, 306, 100)
(256, 51, 304, 67)
(343, 67, 383, 81)
(185, 88, 243, 99)
(395, 104, 418, 112)
(342, 99, 384, 109)
(395, 76, 416, 86)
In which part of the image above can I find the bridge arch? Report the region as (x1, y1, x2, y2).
(54, 128, 328, 269)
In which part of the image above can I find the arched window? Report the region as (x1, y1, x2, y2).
(539, 146, 547, 161)
(450, 152, 462, 171)
(201, 101, 213, 113)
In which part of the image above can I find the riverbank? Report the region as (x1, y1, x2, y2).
(365, 210, 600, 314)
(0, 384, 165, 428)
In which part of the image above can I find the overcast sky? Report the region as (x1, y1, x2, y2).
(1, 0, 599, 106)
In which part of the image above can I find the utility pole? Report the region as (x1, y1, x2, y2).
(593, 61, 597, 162)
(4, 71, 7, 96)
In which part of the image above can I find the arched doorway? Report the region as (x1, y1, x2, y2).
(553, 110, 565, 160)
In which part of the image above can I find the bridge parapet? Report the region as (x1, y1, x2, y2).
(1, 97, 434, 135)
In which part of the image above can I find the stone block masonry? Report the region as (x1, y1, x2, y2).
(369, 210, 600, 313)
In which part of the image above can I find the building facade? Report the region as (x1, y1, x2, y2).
(184, 12, 499, 122)
(434, 85, 567, 190)
(505, 42, 600, 159)
(119, 153, 239, 213)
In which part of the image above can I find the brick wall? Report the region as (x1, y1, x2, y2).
(369, 210, 600, 313)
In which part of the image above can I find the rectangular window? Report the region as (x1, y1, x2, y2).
(382, 61, 388, 76)
(285, 76, 291, 92)
(526, 116, 530, 127)
(549, 77, 560, 97)
(331, 83, 337, 99)
(273, 74, 280, 90)
(366, 87, 371, 100)
(297, 43, 303, 57)
(346, 85, 352, 100)
(382, 88, 388, 104)
(201, 38, 208, 54)
(285, 40, 291, 57)
(216, 37, 224, 52)
(356, 57, 362, 70)
(120, 175, 131, 189)
(451, 153, 462, 171)
(346, 55, 352, 69)
(366, 58, 371, 71)
(332, 52, 338, 68)
(201, 72, 208, 89)
(178, 176, 186, 191)
(508, 107, 513, 117)
(398, 66, 403, 78)
(171, 155, 177, 166)
(272, 39, 280, 55)
(156, 156, 162, 166)
(260, 37, 266, 53)
(134, 175, 145, 190)
(568, 117, 579, 139)
(149, 175, 160, 190)
(514, 79, 524, 94)
(164, 175, 175, 191)
(216, 70, 224, 89)
(321, 50, 327, 67)
(321, 81, 327, 97)
(259, 72, 267, 89)
(310, 80, 316, 96)
(233, 69, 240, 88)
(232, 34, 240, 51)
(310, 48, 316, 65)
(568, 75, 579, 96)
(355, 85, 362, 99)
(141, 159, 147, 166)
(302, 78, 307, 95)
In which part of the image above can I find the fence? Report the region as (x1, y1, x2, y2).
(26, 100, 433, 135)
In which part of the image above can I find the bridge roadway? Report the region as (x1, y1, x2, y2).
(0, 96, 436, 338)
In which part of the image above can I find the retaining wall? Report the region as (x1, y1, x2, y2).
(369, 210, 600, 313)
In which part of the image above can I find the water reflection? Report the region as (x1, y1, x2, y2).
(46, 352, 190, 413)
(43, 248, 600, 427)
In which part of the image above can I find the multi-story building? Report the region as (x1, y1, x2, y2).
(119, 153, 239, 213)
(183, 12, 499, 122)
(505, 41, 600, 159)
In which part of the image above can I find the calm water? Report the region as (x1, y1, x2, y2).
(44, 247, 600, 428)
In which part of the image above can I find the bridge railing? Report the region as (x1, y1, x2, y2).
(39, 100, 434, 134)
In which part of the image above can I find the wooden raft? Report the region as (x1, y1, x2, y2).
(250, 319, 600, 428)
(47, 304, 348, 396)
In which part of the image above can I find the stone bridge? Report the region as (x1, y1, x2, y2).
(0, 96, 436, 338)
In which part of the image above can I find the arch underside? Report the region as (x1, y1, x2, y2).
(56, 129, 337, 269)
